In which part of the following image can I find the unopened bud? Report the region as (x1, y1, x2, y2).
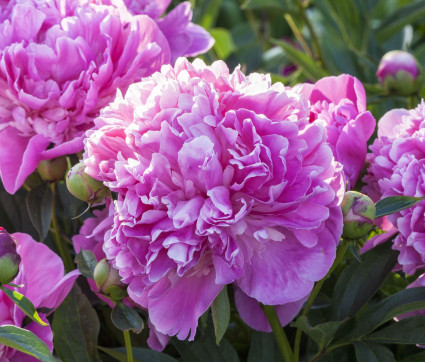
(37, 156, 68, 182)
(66, 163, 108, 204)
(93, 259, 126, 302)
(341, 191, 376, 239)
(0, 228, 21, 284)
(377, 50, 421, 96)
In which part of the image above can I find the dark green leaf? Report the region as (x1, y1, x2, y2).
(375, 196, 425, 218)
(365, 316, 425, 344)
(376, 1, 425, 42)
(26, 184, 53, 241)
(0, 325, 54, 362)
(339, 287, 425, 340)
(271, 39, 329, 80)
(111, 302, 144, 333)
(211, 287, 230, 345)
(331, 240, 398, 320)
(399, 351, 425, 362)
(210, 28, 235, 60)
(353, 342, 395, 362)
(247, 331, 283, 362)
(98, 346, 178, 362)
(0, 286, 47, 326)
(52, 286, 101, 362)
(75, 250, 98, 279)
(291, 316, 344, 350)
(348, 240, 362, 263)
(242, 0, 289, 10)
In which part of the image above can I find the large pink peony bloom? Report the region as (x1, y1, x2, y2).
(72, 201, 169, 351)
(0, 0, 212, 194)
(0, 232, 79, 361)
(363, 102, 425, 275)
(299, 75, 376, 187)
(84, 58, 345, 340)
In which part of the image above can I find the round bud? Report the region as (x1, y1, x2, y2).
(0, 228, 21, 285)
(93, 258, 126, 302)
(377, 50, 421, 96)
(66, 163, 108, 204)
(341, 191, 376, 240)
(37, 156, 68, 182)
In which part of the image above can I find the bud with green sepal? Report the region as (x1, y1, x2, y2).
(0, 228, 21, 285)
(66, 162, 109, 204)
(341, 191, 376, 240)
(94, 258, 127, 302)
(37, 156, 68, 183)
(377, 50, 422, 96)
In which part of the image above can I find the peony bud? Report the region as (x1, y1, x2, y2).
(341, 191, 376, 239)
(0, 228, 21, 284)
(37, 156, 68, 182)
(66, 163, 108, 204)
(377, 50, 421, 96)
(93, 258, 126, 302)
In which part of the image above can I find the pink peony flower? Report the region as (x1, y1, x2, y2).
(363, 102, 425, 275)
(299, 75, 376, 187)
(72, 201, 169, 351)
(0, 231, 79, 361)
(83, 58, 345, 340)
(0, 0, 212, 194)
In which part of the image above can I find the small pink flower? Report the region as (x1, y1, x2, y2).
(0, 231, 79, 361)
(299, 75, 376, 187)
(84, 58, 345, 340)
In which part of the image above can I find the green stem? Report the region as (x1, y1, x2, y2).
(50, 183, 74, 272)
(293, 240, 349, 362)
(262, 305, 294, 362)
(123, 330, 134, 362)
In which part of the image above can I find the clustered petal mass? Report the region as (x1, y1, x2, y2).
(300, 75, 376, 187)
(363, 102, 425, 275)
(83, 58, 345, 340)
(0, 0, 212, 194)
(0, 232, 79, 361)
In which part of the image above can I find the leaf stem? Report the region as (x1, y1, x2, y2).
(123, 330, 134, 362)
(262, 304, 294, 362)
(50, 183, 74, 272)
(293, 240, 349, 361)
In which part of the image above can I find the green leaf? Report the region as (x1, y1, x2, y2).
(111, 302, 144, 333)
(247, 331, 283, 362)
(376, 1, 425, 42)
(75, 250, 98, 279)
(0, 286, 48, 326)
(26, 184, 53, 241)
(98, 346, 178, 362)
(211, 287, 230, 345)
(0, 325, 54, 362)
(353, 342, 395, 362)
(52, 286, 101, 362)
(365, 316, 425, 344)
(210, 28, 235, 60)
(399, 351, 425, 362)
(198, 0, 223, 30)
(291, 316, 343, 350)
(348, 240, 362, 263)
(331, 239, 398, 320)
(339, 287, 425, 341)
(242, 0, 289, 10)
(375, 196, 425, 218)
(271, 39, 329, 80)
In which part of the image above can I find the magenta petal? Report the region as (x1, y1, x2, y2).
(0, 129, 49, 194)
(147, 320, 170, 351)
(377, 108, 411, 139)
(130, 268, 222, 340)
(234, 287, 306, 332)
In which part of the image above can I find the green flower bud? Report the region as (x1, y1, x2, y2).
(93, 258, 126, 302)
(341, 191, 376, 240)
(66, 163, 108, 204)
(0, 228, 21, 285)
(37, 156, 68, 182)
